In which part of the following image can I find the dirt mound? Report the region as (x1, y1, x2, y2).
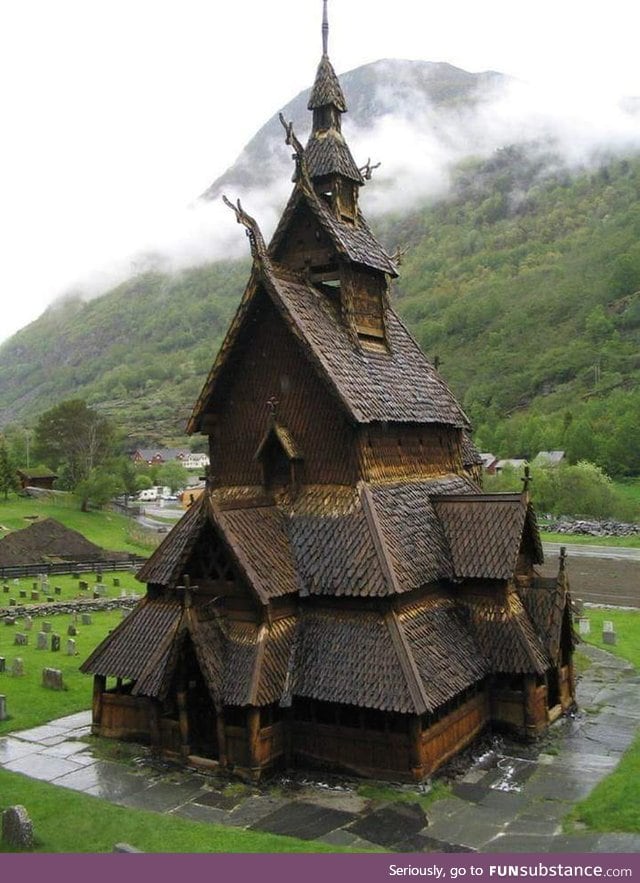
(0, 518, 128, 565)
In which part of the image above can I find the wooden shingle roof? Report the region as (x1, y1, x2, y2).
(305, 130, 364, 183)
(308, 54, 347, 111)
(80, 598, 183, 697)
(433, 494, 543, 580)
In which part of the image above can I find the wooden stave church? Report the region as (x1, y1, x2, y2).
(82, 6, 576, 783)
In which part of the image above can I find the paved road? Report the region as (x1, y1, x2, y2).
(544, 541, 640, 562)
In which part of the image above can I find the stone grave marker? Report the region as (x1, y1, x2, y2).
(32, 582, 38, 592)
(66, 639, 76, 656)
(30, 591, 39, 601)
(42, 621, 52, 633)
(42, 668, 64, 690)
(9, 599, 16, 607)
(79, 580, 88, 591)
(19, 590, 26, 599)
(36, 632, 48, 650)
(3, 584, 9, 593)
(603, 621, 616, 645)
(54, 586, 62, 596)
(578, 617, 590, 636)
(12, 579, 19, 585)
(46, 597, 54, 603)
(120, 588, 127, 598)
(24, 616, 33, 631)
(72, 572, 80, 580)
(14, 633, 28, 647)
(51, 634, 61, 652)
(96, 571, 103, 583)
(0, 657, 5, 673)
(81, 613, 92, 626)
(4, 617, 16, 627)
(0, 695, 6, 721)
(11, 658, 24, 677)
(113, 577, 120, 588)
(2, 805, 34, 850)
(67, 623, 77, 636)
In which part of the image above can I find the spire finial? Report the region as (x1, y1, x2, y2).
(322, 0, 329, 56)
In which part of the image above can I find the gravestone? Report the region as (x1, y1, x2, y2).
(42, 668, 64, 690)
(79, 580, 88, 591)
(9, 598, 16, 606)
(2, 805, 34, 850)
(12, 579, 19, 585)
(42, 621, 52, 633)
(3, 585, 9, 593)
(578, 617, 590, 636)
(603, 621, 616, 645)
(4, 617, 16, 626)
(54, 586, 62, 596)
(113, 577, 120, 588)
(46, 597, 54, 603)
(30, 591, 39, 601)
(72, 572, 80, 580)
(120, 589, 127, 598)
(67, 624, 77, 637)
(96, 571, 103, 583)
(81, 613, 92, 626)
(0, 695, 6, 721)
(19, 590, 27, 599)
(51, 634, 61, 652)
(14, 633, 28, 647)
(66, 639, 76, 656)
(24, 616, 33, 631)
(0, 658, 5, 673)
(11, 658, 24, 677)
(32, 582, 38, 591)
(37, 632, 48, 650)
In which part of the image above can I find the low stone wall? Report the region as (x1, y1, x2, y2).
(1, 597, 140, 620)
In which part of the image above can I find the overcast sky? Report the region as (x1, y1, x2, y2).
(2, 0, 640, 345)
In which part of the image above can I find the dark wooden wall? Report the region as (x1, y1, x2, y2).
(206, 290, 358, 488)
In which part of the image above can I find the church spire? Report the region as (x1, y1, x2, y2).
(306, 1, 364, 207)
(322, 0, 329, 56)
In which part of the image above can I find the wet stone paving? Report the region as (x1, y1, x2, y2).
(1, 644, 640, 853)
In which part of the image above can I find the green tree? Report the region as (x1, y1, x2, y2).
(156, 460, 189, 493)
(32, 400, 114, 489)
(75, 467, 124, 512)
(0, 437, 18, 500)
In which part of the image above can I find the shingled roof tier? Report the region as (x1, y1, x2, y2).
(136, 493, 298, 602)
(433, 494, 544, 580)
(269, 185, 396, 275)
(308, 54, 348, 111)
(80, 599, 183, 698)
(305, 130, 364, 183)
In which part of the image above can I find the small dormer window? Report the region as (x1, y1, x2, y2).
(254, 422, 303, 490)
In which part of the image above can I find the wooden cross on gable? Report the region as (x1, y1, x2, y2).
(176, 574, 199, 609)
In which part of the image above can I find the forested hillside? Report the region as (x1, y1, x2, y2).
(1, 148, 639, 474)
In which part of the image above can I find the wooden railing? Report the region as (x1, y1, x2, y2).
(0, 556, 147, 580)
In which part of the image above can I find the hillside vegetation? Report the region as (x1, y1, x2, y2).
(0, 149, 639, 475)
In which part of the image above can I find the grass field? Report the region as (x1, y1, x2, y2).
(0, 608, 121, 735)
(0, 493, 157, 556)
(581, 607, 640, 669)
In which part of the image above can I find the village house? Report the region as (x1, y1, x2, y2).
(83, 4, 575, 782)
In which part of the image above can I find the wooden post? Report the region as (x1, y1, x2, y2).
(216, 708, 227, 767)
(409, 716, 424, 781)
(92, 675, 106, 729)
(148, 699, 161, 755)
(177, 683, 190, 758)
(247, 706, 261, 774)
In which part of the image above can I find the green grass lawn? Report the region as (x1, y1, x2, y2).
(580, 607, 640, 669)
(0, 609, 121, 735)
(614, 478, 640, 510)
(0, 767, 362, 853)
(565, 608, 640, 833)
(0, 493, 157, 556)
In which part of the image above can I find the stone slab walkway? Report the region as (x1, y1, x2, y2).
(1, 644, 640, 853)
